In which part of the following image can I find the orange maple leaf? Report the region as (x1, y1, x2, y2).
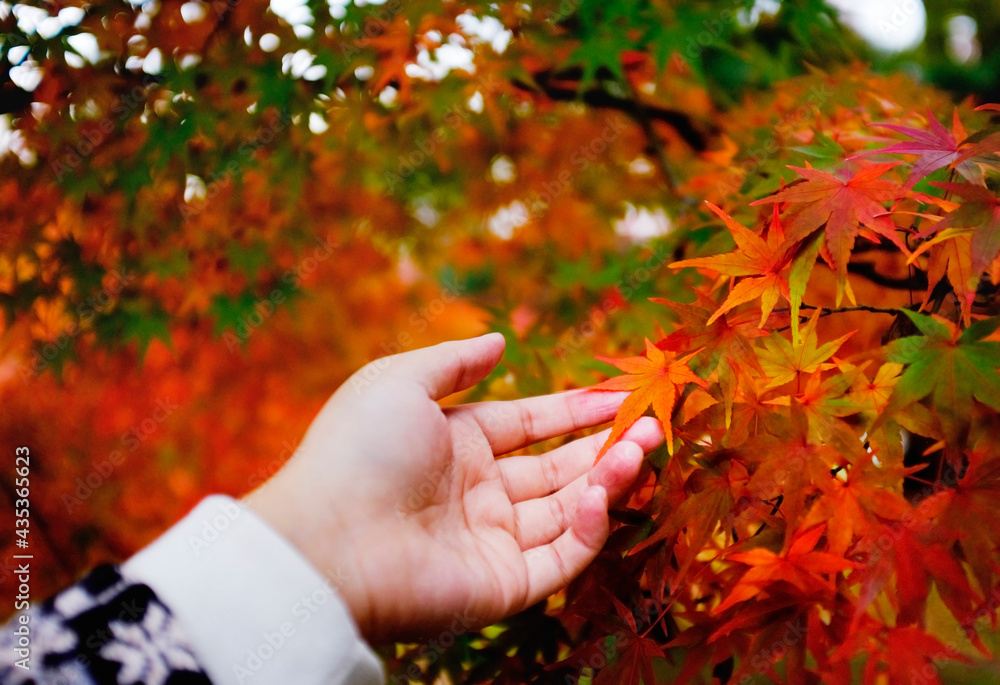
(592, 339, 707, 461)
(670, 203, 795, 327)
(713, 524, 856, 614)
(848, 361, 904, 415)
(750, 162, 909, 304)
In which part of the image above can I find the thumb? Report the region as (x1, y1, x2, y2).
(391, 333, 506, 400)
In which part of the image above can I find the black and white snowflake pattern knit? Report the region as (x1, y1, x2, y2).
(0, 565, 210, 685)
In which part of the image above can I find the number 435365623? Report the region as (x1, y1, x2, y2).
(15, 447, 29, 543)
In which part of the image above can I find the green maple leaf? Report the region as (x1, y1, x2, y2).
(119, 306, 172, 360)
(878, 310, 1000, 447)
(565, 31, 631, 90)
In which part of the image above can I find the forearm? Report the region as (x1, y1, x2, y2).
(0, 496, 386, 685)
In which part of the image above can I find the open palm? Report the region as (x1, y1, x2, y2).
(247, 333, 662, 644)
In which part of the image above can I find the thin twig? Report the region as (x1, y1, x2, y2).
(772, 302, 911, 333)
(775, 303, 910, 317)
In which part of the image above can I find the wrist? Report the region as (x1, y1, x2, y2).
(242, 473, 378, 642)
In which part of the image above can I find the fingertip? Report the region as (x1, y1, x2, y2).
(582, 483, 607, 506)
(568, 389, 631, 426)
(621, 416, 666, 452)
(592, 440, 644, 500)
(574, 485, 609, 549)
(467, 331, 507, 370)
(597, 439, 642, 475)
(474, 331, 507, 353)
(577, 484, 608, 522)
(611, 440, 644, 474)
(428, 333, 507, 398)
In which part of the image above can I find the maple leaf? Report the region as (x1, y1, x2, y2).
(882, 626, 971, 685)
(631, 460, 746, 589)
(755, 311, 855, 389)
(592, 633, 664, 685)
(869, 523, 982, 631)
(921, 181, 1000, 282)
(920, 438, 1000, 601)
(591, 596, 665, 685)
(766, 368, 864, 457)
(592, 340, 707, 460)
(852, 109, 983, 187)
(745, 423, 844, 540)
(849, 361, 904, 417)
(878, 310, 1000, 451)
(651, 297, 768, 428)
(907, 228, 978, 325)
(669, 203, 795, 327)
(363, 14, 418, 103)
(750, 163, 909, 304)
(713, 524, 855, 614)
(801, 467, 910, 560)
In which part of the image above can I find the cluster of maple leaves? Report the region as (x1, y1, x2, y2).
(575, 106, 1000, 682)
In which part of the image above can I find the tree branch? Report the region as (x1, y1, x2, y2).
(512, 66, 711, 151)
(846, 261, 928, 290)
(621, 77, 679, 194)
(798, 303, 910, 316)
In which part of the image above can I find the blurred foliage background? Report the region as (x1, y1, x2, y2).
(1, 0, 999, 679)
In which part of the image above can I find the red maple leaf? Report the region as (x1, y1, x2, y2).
(591, 595, 665, 685)
(591, 339, 707, 461)
(852, 109, 983, 187)
(652, 297, 769, 428)
(713, 524, 856, 614)
(750, 163, 909, 304)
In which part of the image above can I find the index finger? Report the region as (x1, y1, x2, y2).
(443, 389, 628, 457)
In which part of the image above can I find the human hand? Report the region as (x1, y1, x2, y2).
(245, 333, 663, 644)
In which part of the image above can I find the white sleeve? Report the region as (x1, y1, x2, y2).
(121, 495, 385, 685)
